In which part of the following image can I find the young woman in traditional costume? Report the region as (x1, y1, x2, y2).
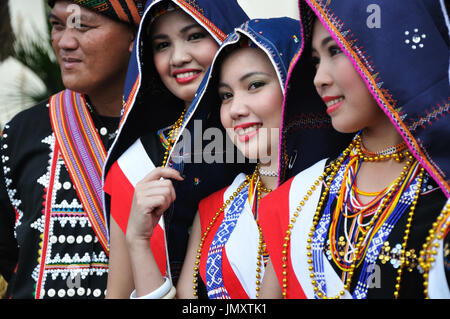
(260, 0, 450, 299)
(123, 17, 308, 299)
(103, 0, 249, 298)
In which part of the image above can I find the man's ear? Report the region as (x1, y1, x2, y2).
(129, 40, 135, 53)
(128, 30, 136, 53)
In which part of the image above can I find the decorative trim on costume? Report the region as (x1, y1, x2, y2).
(205, 182, 249, 299)
(174, 0, 227, 43)
(407, 99, 450, 133)
(120, 77, 140, 128)
(49, 0, 145, 27)
(199, 174, 264, 299)
(1, 123, 25, 235)
(34, 141, 60, 299)
(49, 90, 109, 254)
(287, 159, 352, 298)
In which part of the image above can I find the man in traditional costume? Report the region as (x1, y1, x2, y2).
(0, 0, 144, 299)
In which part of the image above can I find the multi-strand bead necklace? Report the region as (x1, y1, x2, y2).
(281, 135, 424, 299)
(418, 201, 450, 298)
(192, 165, 273, 298)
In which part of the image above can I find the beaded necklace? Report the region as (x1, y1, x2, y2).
(257, 162, 279, 177)
(280, 135, 425, 299)
(328, 152, 417, 273)
(160, 109, 186, 167)
(192, 166, 272, 298)
(419, 201, 450, 298)
(360, 140, 408, 158)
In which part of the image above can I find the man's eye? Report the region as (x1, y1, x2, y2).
(50, 20, 64, 30)
(75, 24, 90, 31)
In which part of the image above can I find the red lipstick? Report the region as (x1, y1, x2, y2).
(322, 96, 344, 115)
(233, 122, 262, 143)
(172, 69, 201, 84)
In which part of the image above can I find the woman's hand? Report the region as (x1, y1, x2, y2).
(126, 167, 183, 244)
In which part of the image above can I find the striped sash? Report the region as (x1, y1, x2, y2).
(49, 90, 109, 254)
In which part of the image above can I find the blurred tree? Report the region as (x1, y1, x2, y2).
(10, 0, 64, 104)
(0, 0, 15, 62)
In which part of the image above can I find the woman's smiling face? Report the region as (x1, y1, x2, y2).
(150, 10, 219, 105)
(219, 46, 284, 164)
(311, 19, 385, 134)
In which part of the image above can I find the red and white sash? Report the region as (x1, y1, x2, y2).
(103, 138, 168, 276)
(198, 174, 263, 299)
(260, 159, 352, 298)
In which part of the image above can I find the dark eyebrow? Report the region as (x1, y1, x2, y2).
(48, 13, 61, 21)
(321, 36, 334, 47)
(218, 71, 270, 89)
(151, 23, 202, 42)
(48, 12, 96, 25)
(151, 33, 168, 42)
(218, 82, 230, 90)
(311, 36, 334, 53)
(179, 23, 202, 34)
(239, 71, 270, 82)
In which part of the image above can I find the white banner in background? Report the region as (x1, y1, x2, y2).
(237, 0, 299, 19)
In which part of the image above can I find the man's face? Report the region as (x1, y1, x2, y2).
(49, 1, 134, 94)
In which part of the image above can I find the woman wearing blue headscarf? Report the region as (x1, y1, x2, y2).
(124, 17, 305, 299)
(260, 0, 449, 299)
(104, 0, 249, 298)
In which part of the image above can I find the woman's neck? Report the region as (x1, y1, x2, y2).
(361, 121, 404, 154)
(258, 160, 279, 193)
(356, 121, 409, 204)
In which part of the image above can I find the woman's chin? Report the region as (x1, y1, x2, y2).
(331, 119, 361, 135)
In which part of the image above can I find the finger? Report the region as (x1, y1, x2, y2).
(141, 167, 184, 183)
(142, 187, 176, 204)
(135, 179, 174, 193)
(135, 188, 176, 212)
(146, 195, 172, 218)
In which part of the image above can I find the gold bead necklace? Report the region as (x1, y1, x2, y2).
(161, 109, 186, 167)
(359, 140, 408, 161)
(192, 166, 272, 298)
(281, 136, 423, 299)
(418, 202, 450, 298)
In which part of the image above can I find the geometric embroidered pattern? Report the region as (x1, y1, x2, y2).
(205, 184, 249, 299)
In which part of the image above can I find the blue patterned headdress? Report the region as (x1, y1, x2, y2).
(104, 0, 249, 177)
(295, 0, 449, 196)
(170, 17, 310, 184)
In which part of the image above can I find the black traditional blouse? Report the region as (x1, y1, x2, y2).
(0, 99, 119, 299)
